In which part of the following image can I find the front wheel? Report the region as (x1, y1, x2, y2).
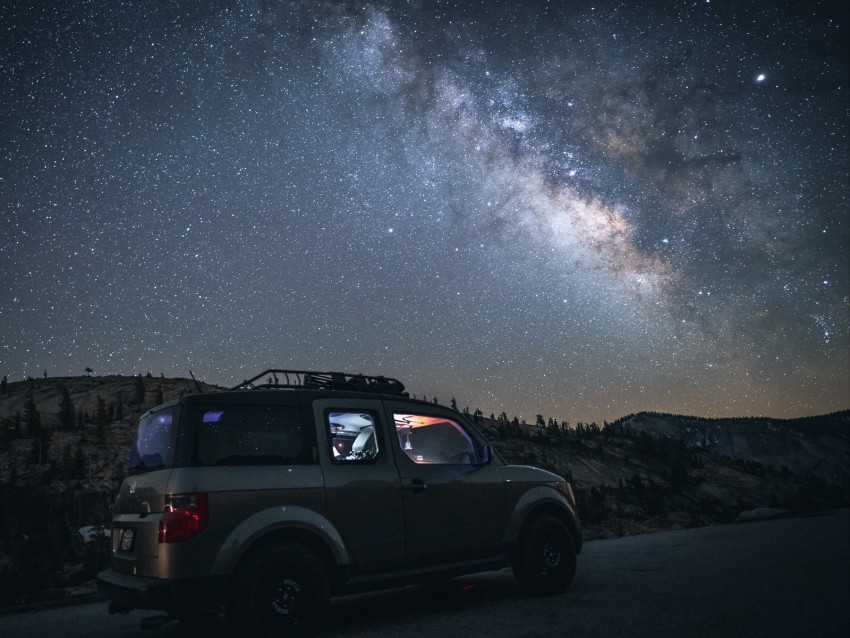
(512, 514, 577, 596)
(229, 542, 330, 637)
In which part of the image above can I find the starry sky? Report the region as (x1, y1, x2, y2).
(2, 0, 848, 424)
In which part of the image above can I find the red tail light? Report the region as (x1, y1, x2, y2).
(158, 493, 208, 543)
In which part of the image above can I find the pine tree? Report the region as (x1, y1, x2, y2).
(73, 445, 85, 477)
(58, 386, 75, 430)
(24, 390, 51, 464)
(133, 375, 145, 407)
(450, 397, 458, 411)
(96, 395, 109, 444)
(23, 390, 42, 438)
(0, 419, 9, 451)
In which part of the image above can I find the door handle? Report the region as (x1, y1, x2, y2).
(402, 478, 427, 493)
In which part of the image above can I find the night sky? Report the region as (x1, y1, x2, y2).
(2, 1, 848, 424)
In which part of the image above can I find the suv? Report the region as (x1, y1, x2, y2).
(98, 370, 581, 635)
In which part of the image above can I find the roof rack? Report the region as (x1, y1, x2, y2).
(231, 369, 407, 395)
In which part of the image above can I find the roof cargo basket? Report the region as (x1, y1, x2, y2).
(231, 369, 406, 395)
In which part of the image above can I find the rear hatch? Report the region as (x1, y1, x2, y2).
(110, 403, 180, 577)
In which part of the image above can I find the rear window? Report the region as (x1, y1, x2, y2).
(127, 406, 179, 474)
(190, 404, 313, 466)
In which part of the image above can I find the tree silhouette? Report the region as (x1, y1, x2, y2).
(58, 386, 75, 431)
(23, 390, 42, 438)
(133, 375, 145, 407)
(23, 390, 51, 464)
(96, 395, 109, 444)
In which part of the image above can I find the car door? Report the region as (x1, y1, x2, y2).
(383, 401, 507, 566)
(312, 397, 405, 573)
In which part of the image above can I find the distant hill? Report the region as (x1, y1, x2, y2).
(0, 374, 221, 490)
(609, 411, 850, 488)
(0, 374, 221, 430)
(472, 413, 849, 540)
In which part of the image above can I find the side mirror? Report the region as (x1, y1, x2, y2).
(479, 444, 492, 465)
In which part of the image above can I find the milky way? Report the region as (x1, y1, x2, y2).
(2, 1, 848, 423)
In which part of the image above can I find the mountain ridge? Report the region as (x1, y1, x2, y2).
(610, 410, 850, 487)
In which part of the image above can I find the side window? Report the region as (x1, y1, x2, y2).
(192, 405, 312, 466)
(128, 407, 178, 474)
(394, 413, 476, 464)
(327, 411, 380, 463)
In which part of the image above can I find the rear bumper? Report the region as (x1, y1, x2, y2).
(97, 569, 227, 613)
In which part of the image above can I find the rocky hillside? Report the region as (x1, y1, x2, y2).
(473, 415, 849, 539)
(610, 411, 850, 487)
(0, 374, 220, 607)
(0, 375, 847, 606)
(0, 374, 220, 490)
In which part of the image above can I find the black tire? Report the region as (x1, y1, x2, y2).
(512, 514, 577, 596)
(229, 542, 330, 637)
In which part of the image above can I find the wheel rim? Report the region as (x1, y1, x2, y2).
(537, 524, 568, 574)
(256, 566, 311, 630)
(270, 577, 302, 617)
(541, 539, 562, 569)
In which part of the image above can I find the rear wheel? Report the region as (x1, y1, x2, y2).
(512, 514, 576, 596)
(229, 542, 329, 637)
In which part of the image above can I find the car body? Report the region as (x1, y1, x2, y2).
(97, 370, 581, 635)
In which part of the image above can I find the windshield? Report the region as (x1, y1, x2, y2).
(127, 406, 178, 474)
